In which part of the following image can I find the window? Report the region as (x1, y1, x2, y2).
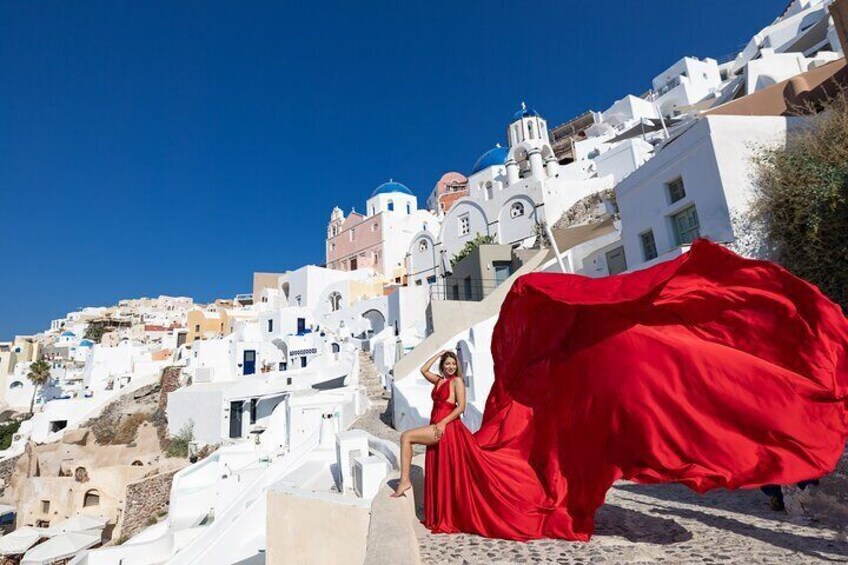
(485, 182, 493, 201)
(194, 325, 200, 332)
(350, 228, 355, 241)
(605, 246, 628, 275)
(372, 222, 378, 231)
(250, 399, 257, 424)
(667, 177, 686, 203)
(267, 319, 273, 333)
(458, 214, 470, 236)
(9, 381, 22, 390)
(418, 239, 429, 252)
(406, 203, 411, 214)
(426, 275, 437, 284)
(528, 121, 534, 139)
(41, 500, 50, 513)
(415, 280, 423, 286)
(49, 420, 67, 433)
(330, 242, 335, 251)
(672, 205, 700, 245)
(387, 200, 394, 212)
(641, 230, 658, 261)
(329, 292, 342, 312)
(510, 202, 525, 219)
(83, 490, 100, 507)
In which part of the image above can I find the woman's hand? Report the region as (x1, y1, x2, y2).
(434, 421, 447, 439)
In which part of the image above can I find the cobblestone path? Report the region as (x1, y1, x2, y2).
(417, 474, 847, 564)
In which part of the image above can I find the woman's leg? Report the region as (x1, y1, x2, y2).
(392, 424, 439, 497)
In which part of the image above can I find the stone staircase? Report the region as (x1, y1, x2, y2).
(358, 351, 387, 404)
(353, 351, 399, 443)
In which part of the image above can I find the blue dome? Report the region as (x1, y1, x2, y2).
(371, 181, 413, 197)
(79, 339, 94, 347)
(471, 145, 509, 174)
(512, 105, 540, 121)
(61, 331, 75, 337)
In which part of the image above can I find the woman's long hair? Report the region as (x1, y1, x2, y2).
(439, 350, 462, 380)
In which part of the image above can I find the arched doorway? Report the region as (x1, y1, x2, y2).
(362, 310, 386, 335)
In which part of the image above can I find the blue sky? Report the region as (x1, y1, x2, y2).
(1, 0, 783, 339)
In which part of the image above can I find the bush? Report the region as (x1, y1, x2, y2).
(83, 324, 107, 343)
(451, 233, 496, 267)
(165, 421, 194, 458)
(0, 420, 21, 450)
(752, 92, 848, 312)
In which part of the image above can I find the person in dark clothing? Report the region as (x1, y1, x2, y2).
(760, 480, 820, 511)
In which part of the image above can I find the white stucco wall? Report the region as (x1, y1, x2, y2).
(616, 114, 797, 273)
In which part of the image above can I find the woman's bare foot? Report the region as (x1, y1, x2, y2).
(390, 479, 412, 498)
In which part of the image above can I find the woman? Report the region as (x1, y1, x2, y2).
(387, 240, 848, 541)
(391, 350, 466, 499)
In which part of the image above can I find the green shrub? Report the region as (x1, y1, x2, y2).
(0, 420, 21, 450)
(165, 421, 194, 458)
(450, 233, 496, 267)
(752, 92, 848, 312)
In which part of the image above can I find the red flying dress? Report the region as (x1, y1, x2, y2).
(422, 239, 848, 541)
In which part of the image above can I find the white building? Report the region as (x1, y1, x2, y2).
(326, 181, 439, 282)
(407, 104, 614, 287)
(608, 114, 798, 274)
(651, 56, 723, 118)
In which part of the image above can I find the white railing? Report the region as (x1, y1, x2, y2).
(167, 432, 320, 565)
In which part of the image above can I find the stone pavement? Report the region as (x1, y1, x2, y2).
(351, 351, 400, 444)
(417, 481, 848, 564)
(355, 353, 848, 564)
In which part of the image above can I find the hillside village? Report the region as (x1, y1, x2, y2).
(1, 1, 847, 563)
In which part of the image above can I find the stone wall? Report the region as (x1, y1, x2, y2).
(784, 446, 848, 531)
(0, 454, 22, 497)
(158, 366, 182, 411)
(117, 469, 179, 540)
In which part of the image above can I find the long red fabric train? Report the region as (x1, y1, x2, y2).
(422, 239, 848, 541)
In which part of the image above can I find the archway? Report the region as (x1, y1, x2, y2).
(83, 489, 100, 507)
(362, 309, 386, 335)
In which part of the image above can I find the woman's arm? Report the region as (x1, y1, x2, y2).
(419, 350, 445, 385)
(435, 378, 466, 437)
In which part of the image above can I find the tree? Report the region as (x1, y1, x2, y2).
(450, 233, 497, 268)
(26, 360, 52, 416)
(83, 324, 107, 343)
(751, 92, 848, 313)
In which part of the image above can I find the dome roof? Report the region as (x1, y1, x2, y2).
(79, 339, 94, 347)
(61, 331, 75, 337)
(371, 181, 413, 197)
(471, 145, 509, 174)
(512, 104, 540, 121)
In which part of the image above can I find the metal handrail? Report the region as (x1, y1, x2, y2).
(429, 277, 507, 302)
